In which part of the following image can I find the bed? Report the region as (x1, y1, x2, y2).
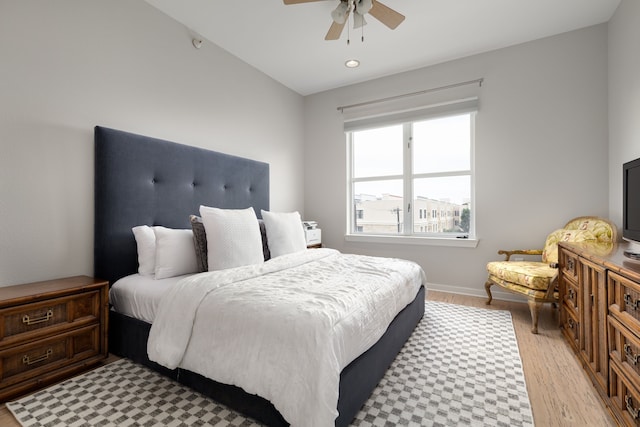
(94, 126, 426, 426)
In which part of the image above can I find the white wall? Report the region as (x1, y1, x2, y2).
(608, 0, 640, 247)
(0, 2, 621, 297)
(304, 25, 609, 298)
(0, 1, 305, 286)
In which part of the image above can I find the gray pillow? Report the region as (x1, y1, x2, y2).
(259, 219, 271, 261)
(189, 215, 208, 272)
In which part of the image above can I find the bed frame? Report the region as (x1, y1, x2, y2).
(94, 126, 425, 426)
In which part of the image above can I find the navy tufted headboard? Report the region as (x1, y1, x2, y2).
(94, 126, 269, 285)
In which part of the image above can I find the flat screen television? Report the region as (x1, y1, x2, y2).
(623, 157, 640, 259)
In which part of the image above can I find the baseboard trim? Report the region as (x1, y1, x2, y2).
(426, 282, 528, 304)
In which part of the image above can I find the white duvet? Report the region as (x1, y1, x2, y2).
(147, 248, 425, 427)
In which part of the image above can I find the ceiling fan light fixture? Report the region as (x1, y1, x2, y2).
(345, 59, 360, 68)
(283, 0, 405, 41)
(352, 13, 366, 29)
(355, 0, 373, 15)
(331, 2, 349, 24)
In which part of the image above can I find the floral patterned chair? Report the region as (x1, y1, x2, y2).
(485, 216, 617, 334)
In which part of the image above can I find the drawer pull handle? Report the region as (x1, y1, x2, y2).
(567, 259, 574, 270)
(22, 309, 53, 326)
(627, 395, 640, 419)
(624, 343, 640, 365)
(22, 348, 52, 365)
(623, 294, 640, 310)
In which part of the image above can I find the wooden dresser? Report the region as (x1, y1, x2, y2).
(559, 241, 640, 426)
(0, 275, 109, 402)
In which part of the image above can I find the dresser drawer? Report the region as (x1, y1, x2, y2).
(563, 277, 580, 315)
(561, 302, 580, 351)
(560, 247, 579, 283)
(609, 271, 640, 331)
(0, 324, 100, 389)
(610, 358, 640, 426)
(0, 291, 100, 347)
(609, 315, 640, 376)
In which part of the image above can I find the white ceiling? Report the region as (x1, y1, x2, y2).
(146, 0, 620, 96)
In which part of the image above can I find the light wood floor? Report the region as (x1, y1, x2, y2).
(0, 291, 616, 426)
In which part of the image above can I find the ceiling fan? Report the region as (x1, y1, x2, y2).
(283, 0, 405, 41)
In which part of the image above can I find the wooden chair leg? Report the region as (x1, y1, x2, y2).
(485, 280, 493, 305)
(528, 299, 542, 334)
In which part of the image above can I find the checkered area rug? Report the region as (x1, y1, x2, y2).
(351, 301, 534, 427)
(7, 301, 534, 427)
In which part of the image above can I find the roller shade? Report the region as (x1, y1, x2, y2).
(344, 97, 478, 132)
(341, 78, 482, 132)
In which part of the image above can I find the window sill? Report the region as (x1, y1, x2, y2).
(344, 234, 479, 248)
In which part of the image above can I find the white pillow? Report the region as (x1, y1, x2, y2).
(200, 206, 264, 271)
(132, 225, 156, 276)
(261, 210, 307, 258)
(153, 226, 199, 279)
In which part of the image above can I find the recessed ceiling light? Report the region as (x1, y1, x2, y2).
(345, 59, 360, 68)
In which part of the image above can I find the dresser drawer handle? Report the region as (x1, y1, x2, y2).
(627, 395, 640, 419)
(623, 294, 640, 310)
(22, 309, 53, 326)
(567, 259, 574, 270)
(624, 343, 640, 365)
(22, 348, 53, 365)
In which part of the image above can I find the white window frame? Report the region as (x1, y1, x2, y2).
(345, 107, 478, 248)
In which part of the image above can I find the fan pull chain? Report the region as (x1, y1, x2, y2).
(347, 18, 350, 45)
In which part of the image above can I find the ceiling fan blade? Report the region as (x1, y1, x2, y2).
(325, 8, 350, 40)
(283, 0, 327, 4)
(325, 16, 347, 40)
(369, 0, 405, 29)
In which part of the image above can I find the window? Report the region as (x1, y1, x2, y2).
(348, 112, 475, 241)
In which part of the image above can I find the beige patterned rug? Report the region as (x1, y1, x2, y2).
(7, 301, 534, 426)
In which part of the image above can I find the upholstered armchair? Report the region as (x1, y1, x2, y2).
(485, 216, 616, 334)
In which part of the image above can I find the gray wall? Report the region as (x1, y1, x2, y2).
(0, 1, 305, 286)
(303, 25, 610, 299)
(609, 0, 640, 252)
(2, 1, 634, 298)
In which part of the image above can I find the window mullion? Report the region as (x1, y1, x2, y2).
(352, 174, 404, 183)
(347, 132, 354, 234)
(412, 170, 471, 180)
(403, 123, 412, 235)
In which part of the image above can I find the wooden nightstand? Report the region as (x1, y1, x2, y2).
(0, 275, 109, 402)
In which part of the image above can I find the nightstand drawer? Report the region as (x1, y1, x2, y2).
(0, 276, 108, 402)
(0, 324, 100, 389)
(0, 291, 100, 347)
